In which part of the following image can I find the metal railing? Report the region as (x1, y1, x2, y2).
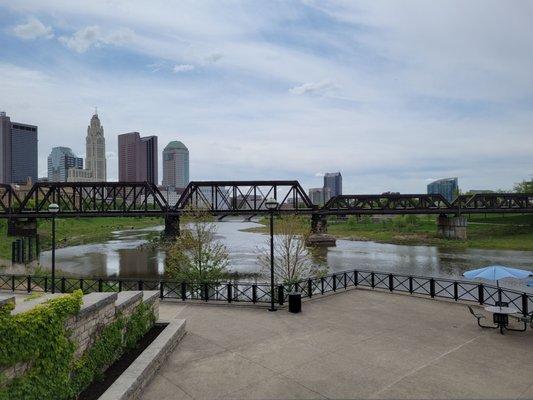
(0, 270, 531, 316)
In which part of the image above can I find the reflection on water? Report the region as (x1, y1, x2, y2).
(38, 219, 533, 292)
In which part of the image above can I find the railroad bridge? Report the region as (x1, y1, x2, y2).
(1, 181, 532, 241)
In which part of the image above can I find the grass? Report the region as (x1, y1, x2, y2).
(243, 214, 533, 251)
(0, 216, 163, 261)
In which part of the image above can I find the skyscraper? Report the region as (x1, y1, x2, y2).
(48, 147, 83, 182)
(309, 187, 331, 205)
(118, 132, 158, 184)
(0, 111, 38, 184)
(427, 178, 459, 202)
(162, 141, 189, 189)
(85, 111, 106, 181)
(324, 172, 342, 197)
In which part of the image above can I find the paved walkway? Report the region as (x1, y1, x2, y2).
(144, 289, 533, 399)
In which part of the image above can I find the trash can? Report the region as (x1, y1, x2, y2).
(288, 292, 302, 313)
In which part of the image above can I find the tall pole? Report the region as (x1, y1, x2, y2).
(269, 210, 277, 312)
(51, 215, 56, 294)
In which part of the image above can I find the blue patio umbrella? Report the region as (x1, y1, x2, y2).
(463, 265, 532, 282)
(463, 265, 532, 308)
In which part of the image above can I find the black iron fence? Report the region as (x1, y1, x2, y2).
(0, 269, 531, 316)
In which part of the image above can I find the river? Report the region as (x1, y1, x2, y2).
(38, 220, 533, 292)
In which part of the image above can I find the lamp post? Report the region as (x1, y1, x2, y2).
(265, 198, 278, 312)
(48, 203, 59, 293)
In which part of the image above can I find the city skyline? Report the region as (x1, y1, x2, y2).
(1, 2, 532, 193)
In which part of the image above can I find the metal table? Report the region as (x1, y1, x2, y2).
(484, 306, 524, 334)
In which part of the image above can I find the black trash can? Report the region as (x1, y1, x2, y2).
(288, 292, 302, 313)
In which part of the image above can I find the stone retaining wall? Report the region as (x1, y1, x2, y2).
(1, 291, 159, 384)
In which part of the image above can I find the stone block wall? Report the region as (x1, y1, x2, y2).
(1, 291, 159, 384)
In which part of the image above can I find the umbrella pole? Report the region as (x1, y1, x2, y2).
(497, 280, 502, 310)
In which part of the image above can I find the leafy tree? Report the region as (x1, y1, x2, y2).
(513, 179, 533, 193)
(258, 216, 325, 285)
(165, 213, 229, 283)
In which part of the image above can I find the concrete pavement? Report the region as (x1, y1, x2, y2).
(143, 288, 533, 399)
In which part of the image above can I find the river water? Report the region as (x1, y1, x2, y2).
(38, 220, 533, 292)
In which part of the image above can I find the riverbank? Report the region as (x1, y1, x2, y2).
(0, 217, 163, 262)
(242, 214, 533, 251)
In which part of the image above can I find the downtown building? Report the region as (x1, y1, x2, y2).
(118, 132, 158, 184)
(47, 147, 83, 182)
(309, 187, 332, 205)
(324, 172, 342, 197)
(67, 112, 107, 182)
(0, 111, 38, 184)
(427, 177, 459, 202)
(162, 141, 189, 189)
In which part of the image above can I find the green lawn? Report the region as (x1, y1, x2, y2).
(244, 214, 533, 251)
(0, 217, 163, 261)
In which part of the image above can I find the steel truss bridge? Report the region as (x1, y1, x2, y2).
(0, 181, 532, 219)
(0, 180, 533, 219)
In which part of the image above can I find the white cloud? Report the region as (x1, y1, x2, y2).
(12, 17, 53, 40)
(289, 81, 337, 95)
(173, 64, 195, 73)
(59, 26, 134, 53)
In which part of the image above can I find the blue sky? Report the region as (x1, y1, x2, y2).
(0, 0, 532, 192)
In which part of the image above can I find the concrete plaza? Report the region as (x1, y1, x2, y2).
(143, 288, 533, 399)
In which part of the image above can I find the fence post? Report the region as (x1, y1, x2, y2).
(80, 278, 84, 292)
(522, 293, 528, 317)
(409, 276, 413, 294)
(227, 283, 232, 303)
(332, 274, 337, 292)
(118, 280, 123, 292)
(11, 275, 15, 291)
(371, 272, 375, 289)
(98, 278, 103, 292)
(27, 275, 31, 293)
(388, 274, 393, 292)
(478, 284, 484, 305)
(138, 280, 144, 291)
(203, 283, 209, 301)
(308, 279, 313, 298)
(61, 277, 66, 293)
(429, 278, 435, 298)
(453, 281, 458, 301)
(321, 277, 325, 294)
(354, 270, 358, 286)
(160, 281, 165, 299)
(252, 284, 257, 303)
(181, 282, 187, 301)
(277, 285, 284, 306)
(343, 272, 347, 289)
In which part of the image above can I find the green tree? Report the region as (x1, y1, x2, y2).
(258, 216, 325, 285)
(165, 213, 229, 283)
(513, 179, 533, 193)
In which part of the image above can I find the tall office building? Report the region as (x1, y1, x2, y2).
(118, 132, 158, 184)
(85, 112, 106, 181)
(0, 111, 38, 184)
(309, 187, 331, 205)
(47, 147, 83, 182)
(324, 172, 342, 197)
(427, 178, 459, 202)
(162, 141, 189, 189)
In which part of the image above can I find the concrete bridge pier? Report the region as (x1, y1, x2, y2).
(306, 214, 336, 247)
(437, 214, 467, 240)
(164, 215, 180, 238)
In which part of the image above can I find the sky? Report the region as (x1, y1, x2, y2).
(0, 0, 532, 193)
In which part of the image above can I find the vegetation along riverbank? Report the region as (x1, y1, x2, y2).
(242, 214, 533, 251)
(0, 217, 163, 261)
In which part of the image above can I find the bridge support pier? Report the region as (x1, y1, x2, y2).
(307, 214, 336, 247)
(164, 215, 180, 238)
(437, 214, 467, 240)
